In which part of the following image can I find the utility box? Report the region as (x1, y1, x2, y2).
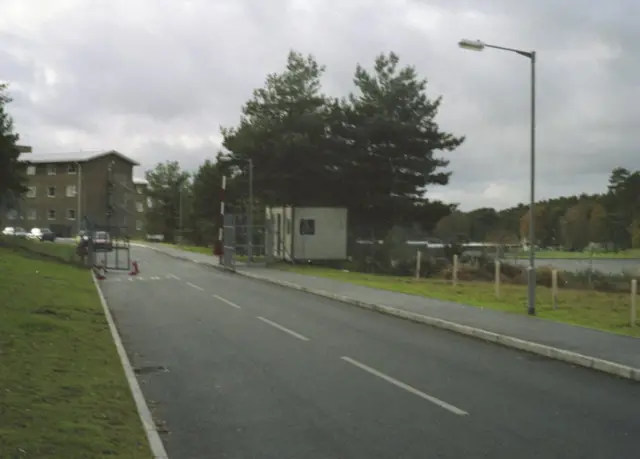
(266, 206, 348, 261)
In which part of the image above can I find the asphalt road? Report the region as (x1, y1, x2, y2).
(101, 247, 640, 459)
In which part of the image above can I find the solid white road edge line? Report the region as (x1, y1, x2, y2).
(92, 272, 169, 459)
(186, 282, 204, 291)
(341, 356, 468, 416)
(213, 294, 242, 309)
(257, 316, 310, 341)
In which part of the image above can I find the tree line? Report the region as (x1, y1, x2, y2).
(433, 167, 640, 251)
(144, 50, 463, 243)
(3, 50, 636, 253)
(0, 84, 27, 212)
(143, 51, 639, 252)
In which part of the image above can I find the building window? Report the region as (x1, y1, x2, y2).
(47, 164, 56, 175)
(47, 186, 56, 197)
(7, 209, 17, 220)
(47, 209, 56, 220)
(136, 201, 143, 212)
(299, 218, 315, 235)
(27, 209, 36, 220)
(66, 185, 77, 197)
(26, 165, 36, 176)
(67, 209, 76, 220)
(136, 220, 143, 231)
(26, 186, 36, 198)
(67, 163, 77, 174)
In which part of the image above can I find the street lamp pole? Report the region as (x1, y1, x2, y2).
(528, 51, 537, 316)
(458, 38, 537, 315)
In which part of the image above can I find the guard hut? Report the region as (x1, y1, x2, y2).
(266, 206, 348, 262)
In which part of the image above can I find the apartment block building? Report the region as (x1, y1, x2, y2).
(4, 150, 147, 238)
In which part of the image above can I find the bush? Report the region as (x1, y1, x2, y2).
(442, 264, 494, 282)
(498, 261, 526, 280)
(532, 265, 567, 287)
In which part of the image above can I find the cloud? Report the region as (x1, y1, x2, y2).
(1, 0, 639, 210)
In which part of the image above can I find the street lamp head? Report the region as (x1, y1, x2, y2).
(458, 39, 485, 52)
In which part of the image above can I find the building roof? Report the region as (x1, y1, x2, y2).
(21, 149, 140, 166)
(133, 177, 149, 185)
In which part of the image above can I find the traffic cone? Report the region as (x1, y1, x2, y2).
(129, 260, 139, 276)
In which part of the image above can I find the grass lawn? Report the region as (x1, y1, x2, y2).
(5, 237, 79, 263)
(274, 264, 640, 338)
(511, 249, 640, 259)
(0, 244, 151, 458)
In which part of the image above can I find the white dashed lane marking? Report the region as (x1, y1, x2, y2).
(187, 282, 205, 291)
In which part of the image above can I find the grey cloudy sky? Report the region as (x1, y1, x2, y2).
(1, 0, 638, 210)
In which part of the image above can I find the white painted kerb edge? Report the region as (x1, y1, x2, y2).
(92, 272, 169, 459)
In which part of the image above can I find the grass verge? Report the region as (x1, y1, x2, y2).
(0, 236, 79, 265)
(274, 264, 640, 338)
(0, 245, 151, 458)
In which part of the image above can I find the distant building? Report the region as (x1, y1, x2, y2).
(4, 150, 142, 238)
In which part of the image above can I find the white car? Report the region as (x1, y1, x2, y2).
(2, 226, 28, 238)
(28, 227, 57, 242)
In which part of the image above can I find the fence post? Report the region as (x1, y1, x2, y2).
(452, 254, 458, 287)
(415, 249, 421, 280)
(552, 269, 558, 310)
(631, 279, 637, 327)
(494, 260, 501, 298)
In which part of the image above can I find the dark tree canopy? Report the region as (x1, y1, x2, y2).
(221, 50, 464, 236)
(144, 161, 191, 242)
(0, 84, 27, 209)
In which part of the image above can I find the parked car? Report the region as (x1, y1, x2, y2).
(29, 227, 56, 242)
(74, 230, 113, 251)
(3, 226, 28, 238)
(93, 231, 113, 252)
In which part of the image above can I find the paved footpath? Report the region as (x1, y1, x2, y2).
(133, 243, 640, 379)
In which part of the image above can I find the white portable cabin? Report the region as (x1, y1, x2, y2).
(265, 206, 348, 261)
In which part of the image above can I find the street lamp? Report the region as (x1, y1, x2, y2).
(458, 38, 537, 315)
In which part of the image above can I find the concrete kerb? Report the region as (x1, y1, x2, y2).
(92, 271, 170, 459)
(141, 245, 640, 383)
